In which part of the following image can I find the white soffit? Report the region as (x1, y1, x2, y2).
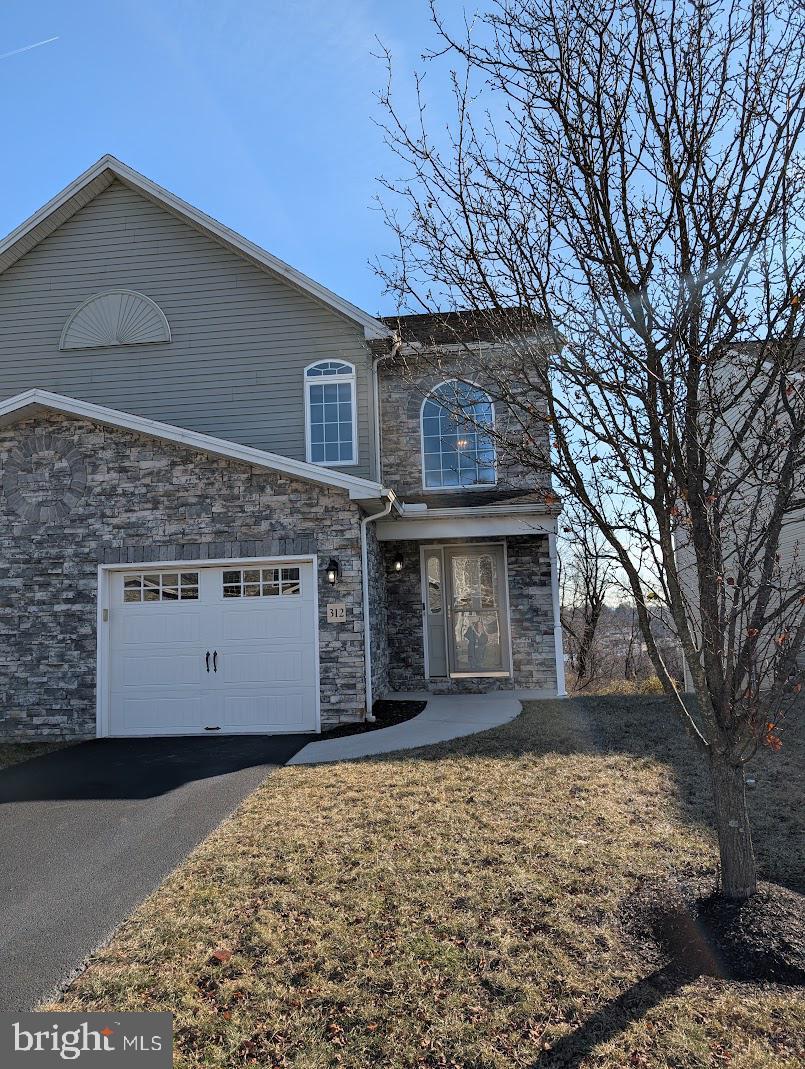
(376, 510, 558, 540)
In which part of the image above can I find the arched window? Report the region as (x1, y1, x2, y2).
(304, 360, 357, 465)
(421, 380, 496, 489)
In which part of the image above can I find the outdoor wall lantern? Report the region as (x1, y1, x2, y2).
(326, 558, 340, 585)
(392, 555, 404, 573)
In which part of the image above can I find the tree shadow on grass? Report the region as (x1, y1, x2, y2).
(530, 894, 715, 1068)
(530, 962, 689, 1069)
(383, 694, 805, 893)
(529, 880, 805, 1068)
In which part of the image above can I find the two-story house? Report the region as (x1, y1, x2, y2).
(0, 156, 565, 741)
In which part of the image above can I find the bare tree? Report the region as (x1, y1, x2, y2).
(376, 0, 805, 898)
(560, 503, 615, 687)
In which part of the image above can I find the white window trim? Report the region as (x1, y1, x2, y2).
(420, 379, 498, 492)
(304, 360, 359, 468)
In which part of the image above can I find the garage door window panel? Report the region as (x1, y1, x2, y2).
(123, 572, 199, 603)
(222, 567, 301, 598)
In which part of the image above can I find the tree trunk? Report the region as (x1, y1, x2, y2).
(577, 629, 590, 680)
(709, 752, 757, 900)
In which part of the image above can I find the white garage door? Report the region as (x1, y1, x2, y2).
(108, 561, 318, 735)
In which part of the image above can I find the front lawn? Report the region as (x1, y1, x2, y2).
(47, 698, 804, 1068)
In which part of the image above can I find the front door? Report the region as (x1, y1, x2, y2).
(422, 544, 511, 678)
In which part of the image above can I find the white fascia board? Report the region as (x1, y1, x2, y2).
(0, 389, 388, 500)
(0, 157, 114, 267)
(397, 502, 562, 518)
(376, 510, 558, 541)
(0, 155, 393, 342)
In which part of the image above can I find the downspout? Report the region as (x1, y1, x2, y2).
(360, 493, 395, 721)
(361, 329, 402, 720)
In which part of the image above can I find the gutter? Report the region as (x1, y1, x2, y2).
(360, 489, 397, 721)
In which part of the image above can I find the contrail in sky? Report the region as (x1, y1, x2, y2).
(0, 36, 59, 62)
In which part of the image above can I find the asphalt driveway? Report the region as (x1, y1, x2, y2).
(0, 734, 311, 1011)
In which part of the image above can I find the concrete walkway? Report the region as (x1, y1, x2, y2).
(287, 692, 537, 764)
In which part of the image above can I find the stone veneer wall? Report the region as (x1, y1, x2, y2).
(0, 413, 369, 740)
(383, 535, 557, 693)
(383, 539, 426, 689)
(365, 522, 390, 703)
(377, 352, 552, 498)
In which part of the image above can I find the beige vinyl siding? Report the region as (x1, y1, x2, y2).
(778, 506, 805, 575)
(0, 181, 375, 479)
(778, 506, 805, 668)
(677, 505, 805, 684)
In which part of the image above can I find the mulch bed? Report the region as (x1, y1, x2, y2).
(321, 698, 427, 740)
(623, 875, 805, 986)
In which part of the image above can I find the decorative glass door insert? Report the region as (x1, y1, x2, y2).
(422, 544, 511, 678)
(423, 550, 448, 677)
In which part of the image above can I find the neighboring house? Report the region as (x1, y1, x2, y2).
(676, 341, 805, 691)
(0, 156, 565, 741)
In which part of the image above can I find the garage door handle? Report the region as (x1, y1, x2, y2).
(213, 650, 218, 672)
(205, 650, 210, 672)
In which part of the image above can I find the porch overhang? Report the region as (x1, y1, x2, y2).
(375, 502, 560, 541)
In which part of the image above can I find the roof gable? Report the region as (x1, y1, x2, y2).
(0, 156, 391, 341)
(0, 389, 390, 503)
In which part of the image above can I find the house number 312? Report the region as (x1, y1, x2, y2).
(327, 602, 347, 623)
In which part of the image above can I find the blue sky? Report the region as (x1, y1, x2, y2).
(0, 0, 463, 316)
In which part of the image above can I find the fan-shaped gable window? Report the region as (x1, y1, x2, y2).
(60, 290, 171, 350)
(304, 360, 357, 465)
(421, 380, 496, 489)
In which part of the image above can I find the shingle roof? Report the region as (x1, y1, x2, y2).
(728, 339, 805, 365)
(381, 308, 545, 346)
(401, 488, 548, 509)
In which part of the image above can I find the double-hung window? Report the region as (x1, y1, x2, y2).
(305, 360, 357, 465)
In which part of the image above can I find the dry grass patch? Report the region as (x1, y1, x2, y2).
(47, 698, 804, 1068)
